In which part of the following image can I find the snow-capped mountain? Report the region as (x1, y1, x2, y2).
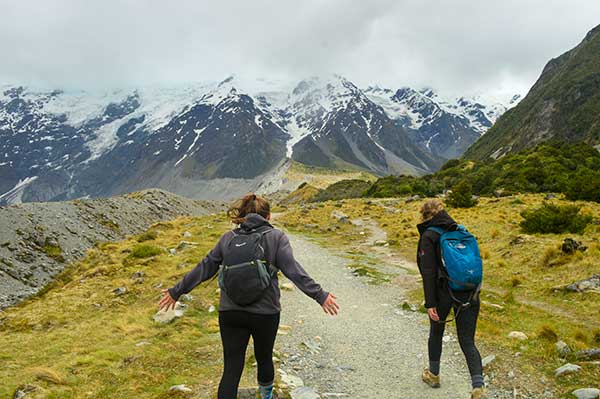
(364, 86, 520, 159)
(0, 76, 518, 204)
(287, 76, 440, 175)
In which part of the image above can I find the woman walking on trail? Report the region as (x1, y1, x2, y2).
(416, 200, 486, 399)
(159, 194, 339, 399)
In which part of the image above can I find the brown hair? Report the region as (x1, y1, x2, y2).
(227, 193, 271, 224)
(420, 199, 444, 222)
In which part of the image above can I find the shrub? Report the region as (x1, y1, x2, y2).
(313, 179, 371, 202)
(446, 180, 477, 208)
(520, 203, 593, 234)
(440, 158, 461, 170)
(137, 230, 158, 242)
(538, 325, 558, 341)
(129, 244, 163, 258)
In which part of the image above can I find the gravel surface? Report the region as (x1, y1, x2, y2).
(277, 231, 509, 399)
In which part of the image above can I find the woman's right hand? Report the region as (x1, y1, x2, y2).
(322, 293, 340, 316)
(158, 289, 177, 311)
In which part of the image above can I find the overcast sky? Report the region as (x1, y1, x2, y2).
(1, 0, 599, 98)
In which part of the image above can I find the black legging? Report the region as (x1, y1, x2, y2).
(428, 288, 483, 382)
(217, 311, 280, 399)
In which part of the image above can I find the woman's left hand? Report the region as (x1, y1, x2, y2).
(158, 289, 177, 311)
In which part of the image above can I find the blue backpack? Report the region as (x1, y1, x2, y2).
(427, 225, 483, 292)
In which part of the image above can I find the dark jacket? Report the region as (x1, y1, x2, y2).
(416, 210, 458, 308)
(168, 213, 329, 314)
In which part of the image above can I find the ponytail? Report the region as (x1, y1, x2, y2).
(227, 193, 271, 224)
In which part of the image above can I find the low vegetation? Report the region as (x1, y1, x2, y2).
(312, 179, 372, 202)
(446, 180, 478, 208)
(305, 143, 600, 203)
(0, 214, 265, 398)
(278, 194, 600, 396)
(520, 203, 594, 234)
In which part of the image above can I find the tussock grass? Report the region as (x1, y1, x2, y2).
(136, 230, 158, 242)
(0, 214, 264, 398)
(128, 244, 163, 259)
(278, 194, 600, 396)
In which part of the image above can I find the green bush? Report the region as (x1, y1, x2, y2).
(364, 175, 442, 198)
(136, 230, 158, 242)
(520, 203, 593, 234)
(129, 244, 163, 258)
(446, 180, 477, 208)
(313, 179, 371, 202)
(440, 158, 461, 170)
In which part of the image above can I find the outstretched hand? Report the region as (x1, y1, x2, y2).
(158, 289, 177, 311)
(321, 293, 340, 316)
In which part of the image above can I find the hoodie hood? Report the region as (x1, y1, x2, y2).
(239, 213, 272, 232)
(417, 210, 458, 236)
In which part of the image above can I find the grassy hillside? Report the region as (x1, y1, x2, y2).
(283, 161, 376, 190)
(277, 195, 600, 397)
(465, 24, 600, 160)
(363, 143, 600, 202)
(0, 213, 262, 398)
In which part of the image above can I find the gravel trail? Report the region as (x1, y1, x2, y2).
(276, 231, 497, 399)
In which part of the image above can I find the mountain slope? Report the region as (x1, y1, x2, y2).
(0, 188, 222, 309)
(365, 86, 518, 159)
(0, 76, 516, 204)
(465, 24, 600, 160)
(289, 77, 442, 175)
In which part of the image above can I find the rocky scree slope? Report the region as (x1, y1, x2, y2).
(0, 188, 223, 309)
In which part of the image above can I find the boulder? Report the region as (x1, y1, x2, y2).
(555, 363, 581, 377)
(556, 341, 572, 358)
(575, 348, 600, 361)
(562, 238, 587, 254)
(564, 275, 600, 293)
(572, 388, 600, 399)
(169, 384, 192, 393)
(508, 331, 528, 340)
(482, 354, 496, 368)
(330, 211, 349, 224)
(153, 302, 186, 323)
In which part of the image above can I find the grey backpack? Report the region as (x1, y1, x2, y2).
(218, 226, 277, 306)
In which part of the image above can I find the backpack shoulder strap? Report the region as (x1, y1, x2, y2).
(426, 226, 445, 235)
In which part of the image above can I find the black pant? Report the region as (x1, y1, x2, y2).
(217, 311, 280, 399)
(428, 288, 483, 378)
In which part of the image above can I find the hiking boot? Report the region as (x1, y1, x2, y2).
(471, 387, 487, 399)
(422, 368, 441, 388)
(258, 384, 276, 399)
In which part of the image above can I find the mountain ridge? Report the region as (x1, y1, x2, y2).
(0, 76, 518, 204)
(464, 24, 600, 160)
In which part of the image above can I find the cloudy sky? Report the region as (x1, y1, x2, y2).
(1, 0, 599, 98)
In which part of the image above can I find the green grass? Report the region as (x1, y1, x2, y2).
(0, 214, 264, 399)
(128, 244, 164, 259)
(136, 230, 158, 242)
(278, 194, 600, 396)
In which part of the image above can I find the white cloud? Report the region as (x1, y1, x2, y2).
(0, 0, 598, 97)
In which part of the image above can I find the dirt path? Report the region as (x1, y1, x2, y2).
(275, 228, 509, 399)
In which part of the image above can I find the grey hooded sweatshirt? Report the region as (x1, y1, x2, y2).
(168, 213, 329, 314)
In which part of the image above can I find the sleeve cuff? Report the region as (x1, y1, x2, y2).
(168, 287, 181, 302)
(315, 290, 329, 306)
